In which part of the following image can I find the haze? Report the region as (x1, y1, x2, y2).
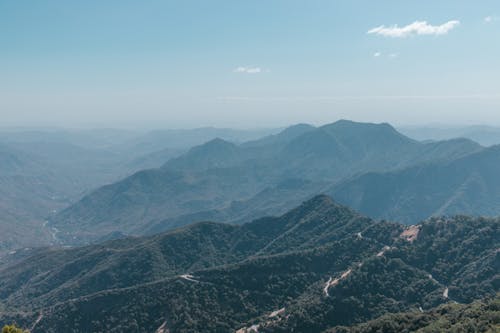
(1, 0, 499, 128)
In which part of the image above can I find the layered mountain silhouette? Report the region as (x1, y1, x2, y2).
(49, 120, 483, 245)
(330, 144, 500, 224)
(0, 196, 497, 332)
(399, 124, 500, 147)
(0, 139, 148, 253)
(0, 127, 276, 254)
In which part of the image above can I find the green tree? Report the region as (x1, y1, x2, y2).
(2, 324, 26, 333)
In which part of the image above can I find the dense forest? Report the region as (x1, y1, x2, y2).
(329, 294, 499, 333)
(0, 196, 497, 332)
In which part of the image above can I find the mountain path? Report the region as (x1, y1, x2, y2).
(323, 228, 395, 297)
(179, 274, 199, 283)
(155, 320, 170, 333)
(268, 307, 285, 318)
(29, 311, 43, 332)
(236, 306, 287, 333)
(236, 324, 260, 333)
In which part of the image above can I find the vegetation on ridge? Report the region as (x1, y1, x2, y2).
(0, 195, 497, 332)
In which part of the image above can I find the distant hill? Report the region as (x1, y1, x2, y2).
(0, 196, 497, 332)
(113, 126, 279, 154)
(0, 142, 122, 253)
(241, 123, 316, 148)
(49, 120, 483, 245)
(399, 125, 500, 147)
(330, 145, 500, 224)
(0, 138, 156, 254)
(164, 138, 243, 171)
(0, 127, 278, 254)
(276, 120, 479, 180)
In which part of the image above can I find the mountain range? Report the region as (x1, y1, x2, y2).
(0, 127, 277, 254)
(1, 121, 499, 332)
(330, 144, 500, 224)
(399, 125, 500, 147)
(0, 195, 497, 332)
(48, 120, 488, 245)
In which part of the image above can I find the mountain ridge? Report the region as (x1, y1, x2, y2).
(48, 120, 484, 245)
(330, 144, 500, 223)
(0, 195, 497, 332)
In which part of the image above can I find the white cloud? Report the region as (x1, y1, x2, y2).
(233, 66, 262, 74)
(367, 20, 460, 38)
(484, 16, 499, 23)
(372, 52, 399, 59)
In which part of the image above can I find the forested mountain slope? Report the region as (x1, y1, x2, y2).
(328, 295, 499, 333)
(0, 196, 497, 332)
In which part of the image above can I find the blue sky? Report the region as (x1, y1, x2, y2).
(1, 0, 499, 128)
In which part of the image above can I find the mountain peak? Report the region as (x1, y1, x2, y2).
(280, 194, 360, 223)
(201, 137, 236, 148)
(162, 137, 240, 171)
(242, 123, 315, 148)
(184, 137, 239, 158)
(281, 123, 316, 134)
(317, 120, 415, 147)
(322, 119, 398, 133)
(303, 193, 336, 207)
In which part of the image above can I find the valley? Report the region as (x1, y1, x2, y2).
(0, 127, 278, 255)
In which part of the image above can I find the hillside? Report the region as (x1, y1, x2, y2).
(0, 127, 279, 254)
(330, 145, 500, 224)
(329, 295, 499, 333)
(0, 139, 146, 254)
(49, 120, 482, 245)
(0, 141, 123, 253)
(0, 196, 497, 332)
(399, 124, 500, 147)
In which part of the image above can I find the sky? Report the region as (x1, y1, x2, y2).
(1, 0, 499, 128)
